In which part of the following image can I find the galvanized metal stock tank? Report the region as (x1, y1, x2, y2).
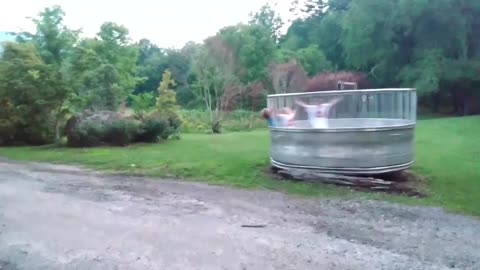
(267, 89, 417, 175)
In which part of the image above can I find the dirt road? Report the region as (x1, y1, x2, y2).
(0, 160, 478, 270)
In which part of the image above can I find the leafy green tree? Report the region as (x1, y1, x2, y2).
(17, 5, 79, 140)
(97, 22, 139, 99)
(342, 1, 479, 82)
(307, 13, 345, 69)
(153, 69, 182, 138)
(29, 5, 79, 67)
(135, 39, 166, 94)
(134, 39, 192, 110)
(0, 42, 69, 144)
(296, 45, 332, 75)
(68, 23, 140, 111)
(279, 19, 310, 51)
(219, 24, 276, 110)
(280, 2, 347, 68)
(339, 0, 480, 114)
(277, 0, 480, 114)
(82, 64, 125, 110)
(249, 4, 284, 43)
(220, 24, 276, 84)
(156, 69, 179, 115)
(191, 36, 238, 133)
(273, 48, 297, 63)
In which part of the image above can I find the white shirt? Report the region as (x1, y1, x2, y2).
(303, 104, 332, 128)
(275, 113, 295, 127)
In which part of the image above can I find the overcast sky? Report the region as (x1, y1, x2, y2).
(0, 0, 298, 48)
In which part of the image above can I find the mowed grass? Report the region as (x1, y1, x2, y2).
(412, 116, 480, 215)
(0, 130, 349, 197)
(0, 116, 479, 216)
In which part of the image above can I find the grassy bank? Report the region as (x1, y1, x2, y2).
(0, 116, 479, 216)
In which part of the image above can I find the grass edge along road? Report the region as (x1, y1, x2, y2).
(0, 116, 479, 216)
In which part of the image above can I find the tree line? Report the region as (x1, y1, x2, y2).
(1, 0, 479, 144)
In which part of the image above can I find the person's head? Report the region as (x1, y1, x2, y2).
(261, 108, 272, 119)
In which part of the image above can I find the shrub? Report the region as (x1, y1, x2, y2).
(67, 118, 142, 147)
(103, 119, 140, 146)
(0, 119, 17, 145)
(163, 114, 182, 139)
(66, 108, 182, 147)
(67, 121, 105, 147)
(140, 112, 182, 141)
(135, 117, 168, 143)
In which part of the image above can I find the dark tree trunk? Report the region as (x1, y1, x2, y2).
(431, 92, 440, 113)
(212, 121, 221, 134)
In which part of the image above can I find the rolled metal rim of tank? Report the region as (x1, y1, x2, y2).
(267, 88, 417, 98)
(271, 159, 415, 175)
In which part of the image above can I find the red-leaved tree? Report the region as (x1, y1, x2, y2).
(269, 59, 309, 94)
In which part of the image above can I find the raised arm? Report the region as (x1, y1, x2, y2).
(295, 99, 308, 108)
(329, 97, 343, 106)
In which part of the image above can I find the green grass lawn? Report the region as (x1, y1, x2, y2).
(0, 116, 479, 216)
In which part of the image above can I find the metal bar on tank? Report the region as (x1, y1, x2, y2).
(396, 91, 403, 120)
(361, 93, 368, 118)
(392, 92, 396, 119)
(390, 92, 394, 119)
(405, 91, 410, 120)
(390, 92, 395, 119)
(384, 92, 391, 118)
(368, 93, 377, 118)
(378, 93, 384, 119)
(411, 91, 417, 122)
(331, 93, 338, 119)
(337, 94, 345, 118)
(286, 95, 293, 109)
(347, 93, 355, 118)
(338, 98, 344, 119)
(354, 93, 359, 117)
(344, 93, 350, 119)
(367, 93, 372, 118)
(355, 93, 360, 117)
(403, 91, 409, 120)
(358, 93, 363, 118)
(373, 93, 379, 118)
(371, 93, 377, 118)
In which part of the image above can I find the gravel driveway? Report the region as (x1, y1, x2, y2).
(0, 159, 478, 270)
